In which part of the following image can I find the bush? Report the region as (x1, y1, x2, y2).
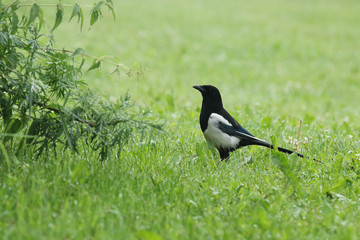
(0, 1, 162, 162)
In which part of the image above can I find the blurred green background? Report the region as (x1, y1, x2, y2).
(52, 0, 360, 124)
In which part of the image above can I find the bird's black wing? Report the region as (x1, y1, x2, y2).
(218, 108, 253, 136)
(218, 121, 272, 148)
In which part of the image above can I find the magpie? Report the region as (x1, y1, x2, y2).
(193, 85, 312, 161)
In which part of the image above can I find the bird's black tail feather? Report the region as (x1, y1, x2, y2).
(255, 141, 321, 163)
(217, 122, 321, 163)
(273, 145, 304, 158)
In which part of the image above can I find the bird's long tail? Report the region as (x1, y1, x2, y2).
(255, 141, 321, 163)
(218, 122, 320, 163)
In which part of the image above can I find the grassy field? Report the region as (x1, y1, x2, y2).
(1, 0, 360, 239)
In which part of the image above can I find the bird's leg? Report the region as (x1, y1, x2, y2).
(219, 149, 230, 161)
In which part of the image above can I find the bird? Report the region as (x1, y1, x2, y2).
(193, 84, 315, 161)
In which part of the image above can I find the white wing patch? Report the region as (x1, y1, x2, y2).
(203, 113, 240, 149)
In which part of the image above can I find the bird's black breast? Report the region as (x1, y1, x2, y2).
(199, 109, 210, 132)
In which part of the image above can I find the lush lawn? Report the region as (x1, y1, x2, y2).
(1, 0, 360, 239)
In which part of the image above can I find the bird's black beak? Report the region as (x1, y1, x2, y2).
(193, 85, 205, 93)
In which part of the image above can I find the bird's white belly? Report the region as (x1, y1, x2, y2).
(203, 113, 240, 149)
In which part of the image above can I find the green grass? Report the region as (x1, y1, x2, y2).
(1, 0, 360, 239)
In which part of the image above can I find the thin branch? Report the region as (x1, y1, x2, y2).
(2, 42, 131, 76)
(39, 47, 131, 72)
(16, 3, 93, 8)
(34, 100, 96, 127)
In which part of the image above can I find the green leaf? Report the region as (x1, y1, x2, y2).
(79, 58, 85, 71)
(69, 3, 81, 22)
(88, 59, 101, 71)
(72, 48, 85, 57)
(38, 8, 44, 30)
(69, 4, 84, 30)
(28, 3, 40, 25)
(0, 31, 8, 45)
(58, 109, 75, 152)
(11, 12, 19, 33)
(79, 8, 84, 30)
(90, 1, 104, 26)
(105, 0, 116, 20)
(90, 10, 99, 26)
(93, 1, 105, 13)
(53, 4, 64, 31)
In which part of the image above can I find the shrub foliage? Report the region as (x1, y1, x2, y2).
(0, 1, 162, 161)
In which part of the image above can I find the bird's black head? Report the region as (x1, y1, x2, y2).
(193, 85, 223, 109)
